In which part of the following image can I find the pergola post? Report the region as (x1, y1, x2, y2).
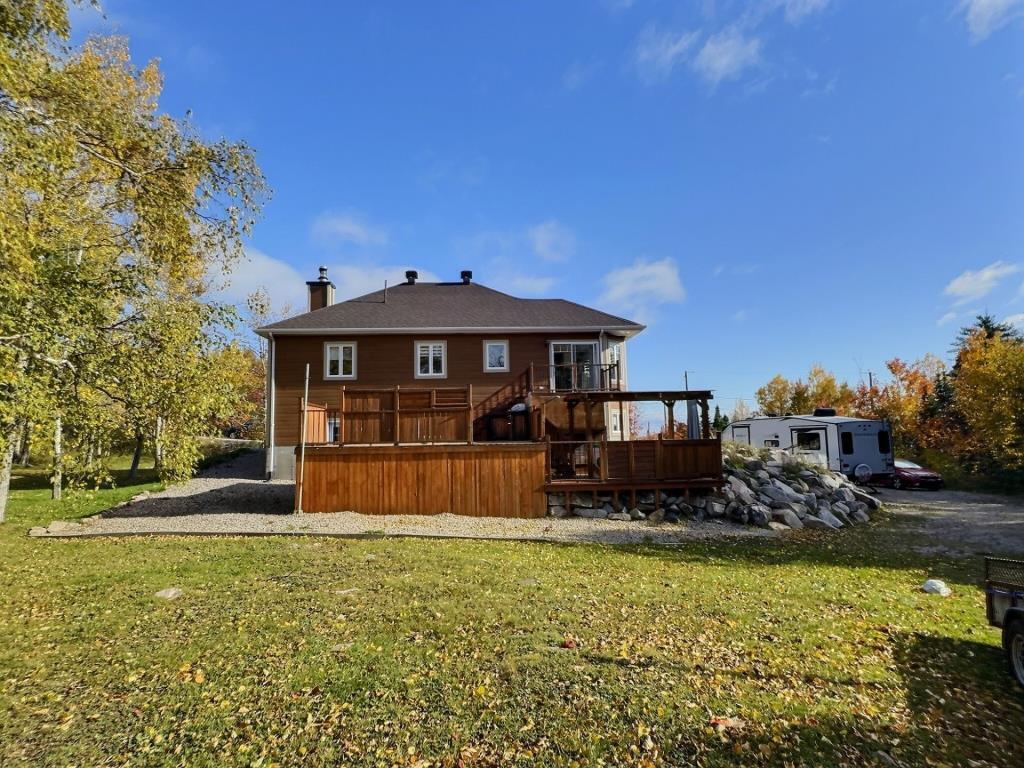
(664, 400, 676, 439)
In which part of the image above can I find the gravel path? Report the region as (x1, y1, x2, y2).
(875, 486, 1024, 557)
(35, 449, 774, 545)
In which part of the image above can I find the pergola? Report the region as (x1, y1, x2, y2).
(563, 389, 714, 442)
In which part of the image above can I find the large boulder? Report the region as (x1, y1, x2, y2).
(771, 507, 803, 529)
(728, 476, 757, 505)
(549, 505, 570, 518)
(833, 487, 856, 505)
(816, 506, 844, 528)
(748, 503, 771, 528)
(825, 502, 851, 526)
(575, 507, 607, 519)
(760, 485, 796, 506)
(571, 493, 594, 509)
(707, 500, 726, 517)
(851, 487, 880, 509)
(803, 515, 839, 531)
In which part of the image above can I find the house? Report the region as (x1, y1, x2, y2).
(256, 268, 721, 517)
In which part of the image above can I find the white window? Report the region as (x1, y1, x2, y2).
(324, 342, 356, 379)
(415, 340, 446, 378)
(483, 340, 509, 372)
(611, 411, 621, 433)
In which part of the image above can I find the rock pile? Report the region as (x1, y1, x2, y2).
(546, 444, 881, 531)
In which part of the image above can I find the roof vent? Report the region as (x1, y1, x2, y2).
(813, 407, 837, 417)
(317, 265, 329, 283)
(460, 270, 472, 284)
(405, 270, 418, 285)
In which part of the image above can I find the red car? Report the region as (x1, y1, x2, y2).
(892, 459, 944, 490)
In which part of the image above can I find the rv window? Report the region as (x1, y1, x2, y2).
(796, 431, 821, 451)
(877, 430, 891, 454)
(764, 439, 779, 447)
(841, 432, 854, 454)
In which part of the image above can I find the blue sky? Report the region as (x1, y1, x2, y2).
(73, 1, 1024, 418)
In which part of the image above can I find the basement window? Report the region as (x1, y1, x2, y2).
(415, 341, 446, 378)
(324, 342, 356, 379)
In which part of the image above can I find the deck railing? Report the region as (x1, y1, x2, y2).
(547, 437, 722, 483)
(302, 386, 476, 445)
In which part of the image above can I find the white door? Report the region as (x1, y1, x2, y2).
(791, 427, 828, 466)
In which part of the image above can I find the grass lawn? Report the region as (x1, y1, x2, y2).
(1, 468, 1022, 766)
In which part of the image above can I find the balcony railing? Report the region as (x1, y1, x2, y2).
(532, 362, 622, 393)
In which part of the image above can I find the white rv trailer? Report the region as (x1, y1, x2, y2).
(721, 412, 894, 483)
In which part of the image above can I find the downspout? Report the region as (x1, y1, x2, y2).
(267, 331, 276, 478)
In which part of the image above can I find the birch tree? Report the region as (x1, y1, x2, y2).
(0, 3, 267, 520)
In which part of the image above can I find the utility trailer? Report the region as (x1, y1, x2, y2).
(721, 411, 894, 484)
(985, 557, 1024, 688)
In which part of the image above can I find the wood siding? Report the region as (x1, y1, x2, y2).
(273, 332, 602, 445)
(296, 444, 547, 517)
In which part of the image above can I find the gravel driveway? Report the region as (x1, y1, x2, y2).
(874, 486, 1024, 557)
(36, 449, 773, 545)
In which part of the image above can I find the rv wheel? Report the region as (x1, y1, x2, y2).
(892, 477, 903, 490)
(853, 463, 872, 484)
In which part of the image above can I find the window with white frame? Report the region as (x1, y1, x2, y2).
(324, 342, 356, 379)
(611, 411, 621, 433)
(483, 340, 509, 372)
(415, 341, 446, 378)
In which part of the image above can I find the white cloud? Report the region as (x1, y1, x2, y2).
(1005, 312, 1024, 328)
(206, 247, 307, 316)
(205, 250, 444, 318)
(527, 220, 577, 262)
(943, 261, 1021, 304)
(693, 28, 762, 86)
(958, 0, 1024, 42)
(599, 257, 685, 323)
(312, 210, 389, 247)
(937, 311, 958, 327)
(782, 0, 830, 24)
(634, 25, 701, 81)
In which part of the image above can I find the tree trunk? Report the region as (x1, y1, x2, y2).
(129, 429, 144, 481)
(51, 416, 62, 501)
(154, 416, 164, 471)
(0, 424, 17, 524)
(15, 420, 31, 466)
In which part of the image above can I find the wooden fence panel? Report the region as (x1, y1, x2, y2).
(296, 444, 547, 518)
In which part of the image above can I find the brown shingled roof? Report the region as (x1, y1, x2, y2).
(257, 282, 644, 336)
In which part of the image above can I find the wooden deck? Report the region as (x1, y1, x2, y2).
(294, 382, 723, 517)
(295, 443, 547, 517)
